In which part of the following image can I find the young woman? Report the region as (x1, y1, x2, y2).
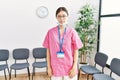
(43, 7, 83, 80)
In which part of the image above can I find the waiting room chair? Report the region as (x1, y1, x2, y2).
(93, 58, 120, 80)
(9, 48, 30, 80)
(79, 52, 108, 80)
(32, 48, 47, 80)
(0, 49, 9, 80)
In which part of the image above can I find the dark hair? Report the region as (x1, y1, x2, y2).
(56, 7, 69, 17)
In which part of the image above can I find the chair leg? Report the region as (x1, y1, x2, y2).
(15, 70, 16, 77)
(27, 67, 30, 80)
(79, 70, 82, 80)
(32, 67, 35, 80)
(9, 69, 12, 80)
(7, 67, 10, 77)
(92, 75, 93, 80)
(4, 69, 7, 80)
(34, 67, 35, 76)
(87, 74, 89, 80)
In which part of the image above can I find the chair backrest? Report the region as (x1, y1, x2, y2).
(110, 58, 120, 76)
(13, 48, 29, 60)
(33, 48, 46, 59)
(0, 49, 9, 61)
(95, 52, 108, 68)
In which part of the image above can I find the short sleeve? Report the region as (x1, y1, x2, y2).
(43, 31, 49, 48)
(72, 29, 83, 50)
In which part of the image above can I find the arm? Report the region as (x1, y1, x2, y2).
(72, 50, 78, 69)
(69, 49, 78, 78)
(46, 48, 52, 76)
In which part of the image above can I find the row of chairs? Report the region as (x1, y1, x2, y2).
(1, 49, 120, 80)
(0, 48, 47, 80)
(79, 52, 120, 80)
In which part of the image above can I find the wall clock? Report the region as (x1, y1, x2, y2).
(36, 6, 49, 18)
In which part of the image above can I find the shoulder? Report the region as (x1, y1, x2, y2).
(47, 26, 58, 34)
(67, 27, 77, 33)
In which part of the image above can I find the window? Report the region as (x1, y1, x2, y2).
(98, 0, 120, 65)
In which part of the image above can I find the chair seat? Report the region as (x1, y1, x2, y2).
(11, 63, 29, 70)
(80, 65, 101, 74)
(93, 74, 115, 80)
(0, 64, 8, 71)
(32, 61, 47, 68)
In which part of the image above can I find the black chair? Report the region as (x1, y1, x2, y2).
(79, 52, 108, 80)
(32, 48, 47, 80)
(0, 49, 9, 80)
(93, 58, 120, 80)
(9, 48, 30, 80)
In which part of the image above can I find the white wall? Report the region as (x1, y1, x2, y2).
(0, 0, 99, 75)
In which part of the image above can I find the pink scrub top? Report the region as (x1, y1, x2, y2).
(43, 26, 83, 77)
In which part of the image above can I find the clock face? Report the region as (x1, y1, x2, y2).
(36, 6, 49, 18)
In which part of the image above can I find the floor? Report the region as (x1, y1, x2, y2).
(0, 72, 92, 80)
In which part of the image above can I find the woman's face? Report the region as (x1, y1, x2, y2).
(56, 11, 68, 25)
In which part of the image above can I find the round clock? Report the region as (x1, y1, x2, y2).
(36, 6, 49, 18)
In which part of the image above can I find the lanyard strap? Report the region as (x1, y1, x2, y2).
(58, 26, 66, 52)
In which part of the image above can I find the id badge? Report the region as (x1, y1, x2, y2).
(57, 52, 64, 58)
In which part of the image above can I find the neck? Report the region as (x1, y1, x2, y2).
(59, 23, 67, 30)
(59, 25, 64, 29)
(57, 21, 68, 28)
